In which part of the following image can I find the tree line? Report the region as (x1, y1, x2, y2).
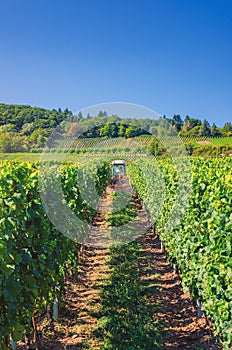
(0, 103, 231, 152)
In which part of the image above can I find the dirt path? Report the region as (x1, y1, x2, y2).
(138, 230, 221, 350)
(196, 140, 214, 145)
(50, 186, 114, 349)
(18, 179, 221, 349)
(17, 186, 114, 350)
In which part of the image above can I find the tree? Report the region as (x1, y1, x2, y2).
(100, 123, 118, 137)
(21, 122, 36, 136)
(37, 134, 47, 147)
(0, 133, 12, 152)
(210, 123, 221, 137)
(182, 116, 202, 132)
(186, 125, 201, 136)
(149, 125, 158, 136)
(0, 124, 16, 133)
(30, 128, 49, 146)
(85, 126, 99, 138)
(64, 108, 72, 117)
(147, 139, 160, 156)
(125, 126, 139, 138)
(182, 116, 192, 132)
(67, 123, 79, 137)
(10, 134, 30, 152)
(223, 122, 232, 135)
(199, 119, 210, 136)
(172, 114, 183, 132)
(77, 111, 84, 121)
(0, 133, 30, 152)
(98, 110, 108, 117)
(118, 124, 126, 137)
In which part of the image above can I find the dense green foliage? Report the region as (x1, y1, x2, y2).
(128, 157, 232, 349)
(0, 160, 109, 348)
(0, 103, 71, 131)
(0, 154, 231, 348)
(0, 103, 231, 153)
(0, 104, 71, 152)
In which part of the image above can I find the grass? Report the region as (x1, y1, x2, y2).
(0, 152, 85, 162)
(0, 152, 41, 162)
(181, 135, 232, 145)
(210, 136, 232, 146)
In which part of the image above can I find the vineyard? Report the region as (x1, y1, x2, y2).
(0, 157, 231, 349)
(128, 157, 232, 348)
(0, 161, 110, 348)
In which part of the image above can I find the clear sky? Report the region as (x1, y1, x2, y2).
(0, 0, 231, 126)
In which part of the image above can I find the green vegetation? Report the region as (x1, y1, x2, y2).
(211, 137, 232, 146)
(0, 153, 41, 162)
(97, 243, 163, 350)
(128, 157, 232, 349)
(1, 133, 232, 161)
(183, 141, 232, 157)
(0, 103, 231, 154)
(0, 160, 109, 348)
(0, 156, 231, 348)
(95, 194, 163, 349)
(0, 103, 72, 152)
(0, 102, 232, 347)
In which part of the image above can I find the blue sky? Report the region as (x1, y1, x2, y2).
(0, 0, 231, 126)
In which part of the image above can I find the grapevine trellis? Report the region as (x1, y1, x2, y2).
(0, 156, 231, 349)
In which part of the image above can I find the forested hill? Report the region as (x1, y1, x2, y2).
(0, 103, 232, 152)
(0, 103, 72, 132)
(0, 103, 73, 151)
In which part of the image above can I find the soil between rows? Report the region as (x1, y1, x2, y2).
(17, 179, 221, 349)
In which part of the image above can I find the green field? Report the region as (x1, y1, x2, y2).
(0, 136, 232, 162)
(210, 136, 232, 146)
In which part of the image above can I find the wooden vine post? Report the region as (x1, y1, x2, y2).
(32, 314, 38, 350)
(161, 240, 165, 252)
